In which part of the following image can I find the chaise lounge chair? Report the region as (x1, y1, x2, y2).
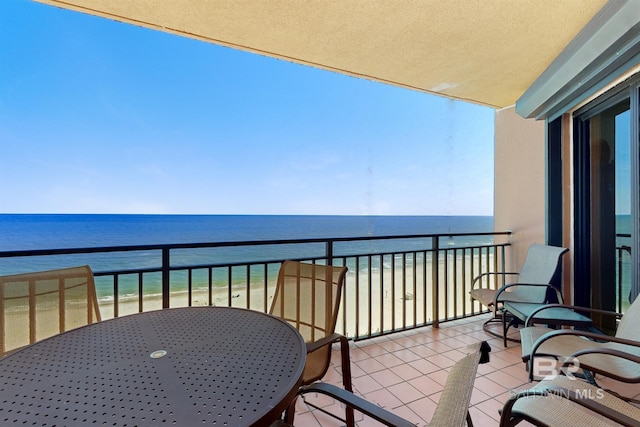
(520, 294, 640, 386)
(500, 375, 640, 426)
(469, 243, 568, 340)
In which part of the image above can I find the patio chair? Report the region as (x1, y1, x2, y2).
(520, 294, 640, 386)
(269, 261, 354, 426)
(469, 243, 568, 340)
(282, 340, 491, 426)
(499, 375, 640, 426)
(0, 265, 101, 356)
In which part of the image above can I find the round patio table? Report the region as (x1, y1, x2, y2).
(0, 306, 306, 426)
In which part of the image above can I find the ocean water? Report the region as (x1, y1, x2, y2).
(0, 214, 495, 272)
(0, 214, 494, 251)
(0, 214, 495, 300)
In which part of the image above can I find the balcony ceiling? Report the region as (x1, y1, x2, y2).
(37, 0, 607, 109)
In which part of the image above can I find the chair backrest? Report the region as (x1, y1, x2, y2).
(615, 293, 640, 341)
(512, 244, 568, 302)
(0, 265, 101, 356)
(269, 261, 347, 384)
(428, 341, 488, 427)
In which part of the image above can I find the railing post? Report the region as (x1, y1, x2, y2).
(326, 240, 334, 265)
(618, 246, 623, 312)
(113, 275, 119, 318)
(162, 247, 170, 309)
(500, 245, 506, 288)
(432, 236, 439, 328)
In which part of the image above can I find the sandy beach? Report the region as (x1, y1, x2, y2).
(98, 256, 489, 339)
(2, 253, 493, 354)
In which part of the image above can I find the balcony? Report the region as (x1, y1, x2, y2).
(1, 232, 638, 425)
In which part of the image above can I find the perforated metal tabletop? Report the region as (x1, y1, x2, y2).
(0, 306, 306, 426)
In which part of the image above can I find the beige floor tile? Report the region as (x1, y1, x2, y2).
(362, 387, 403, 410)
(374, 352, 405, 368)
(406, 395, 438, 423)
(352, 374, 383, 395)
(408, 357, 441, 375)
(290, 314, 637, 427)
(358, 343, 388, 358)
(391, 362, 424, 381)
(407, 373, 445, 396)
(473, 375, 510, 397)
(387, 381, 425, 405)
(369, 368, 404, 388)
(353, 357, 387, 374)
(390, 347, 423, 363)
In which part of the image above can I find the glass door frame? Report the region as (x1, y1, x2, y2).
(569, 77, 640, 312)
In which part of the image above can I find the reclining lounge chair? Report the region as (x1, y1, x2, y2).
(469, 243, 568, 340)
(520, 294, 640, 386)
(500, 375, 640, 426)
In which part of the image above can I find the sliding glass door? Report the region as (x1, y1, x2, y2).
(573, 83, 638, 329)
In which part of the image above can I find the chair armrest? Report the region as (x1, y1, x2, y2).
(532, 329, 640, 354)
(494, 283, 562, 305)
(299, 383, 414, 427)
(471, 271, 519, 289)
(306, 333, 353, 392)
(305, 333, 344, 354)
(565, 347, 640, 366)
(525, 304, 623, 326)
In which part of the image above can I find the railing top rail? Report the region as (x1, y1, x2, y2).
(91, 242, 512, 277)
(0, 231, 512, 258)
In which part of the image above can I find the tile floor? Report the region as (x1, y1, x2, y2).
(290, 314, 640, 426)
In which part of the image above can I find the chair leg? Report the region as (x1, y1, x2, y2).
(482, 315, 520, 343)
(283, 395, 298, 425)
(339, 336, 355, 427)
(502, 314, 521, 347)
(466, 411, 473, 427)
(291, 336, 355, 426)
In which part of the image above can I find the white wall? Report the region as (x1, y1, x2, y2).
(494, 106, 547, 270)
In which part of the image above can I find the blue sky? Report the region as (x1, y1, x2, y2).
(0, 0, 495, 216)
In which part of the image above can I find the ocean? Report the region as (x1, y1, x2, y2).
(2, 214, 634, 318)
(0, 214, 495, 303)
(0, 214, 494, 251)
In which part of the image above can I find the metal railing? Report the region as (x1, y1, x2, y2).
(617, 233, 632, 312)
(0, 231, 511, 340)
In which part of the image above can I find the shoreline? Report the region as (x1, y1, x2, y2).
(99, 283, 274, 318)
(3, 254, 494, 351)
(98, 260, 484, 336)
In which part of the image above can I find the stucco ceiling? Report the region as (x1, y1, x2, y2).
(37, 0, 608, 108)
